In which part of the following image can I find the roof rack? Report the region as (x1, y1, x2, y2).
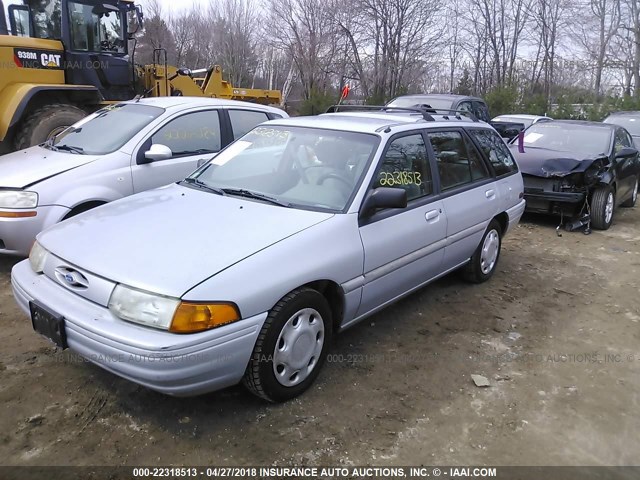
(406, 105, 479, 122)
(325, 104, 478, 122)
(326, 105, 435, 121)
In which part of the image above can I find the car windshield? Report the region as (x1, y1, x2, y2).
(604, 115, 640, 136)
(51, 104, 164, 155)
(192, 125, 379, 212)
(522, 123, 611, 157)
(387, 97, 454, 111)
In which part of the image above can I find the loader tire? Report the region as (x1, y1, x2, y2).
(14, 104, 86, 150)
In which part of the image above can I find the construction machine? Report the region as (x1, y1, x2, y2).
(0, 0, 282, 153)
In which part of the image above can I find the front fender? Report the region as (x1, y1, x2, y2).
(49, 184, 124, 212)
(0, 84, 99, 141)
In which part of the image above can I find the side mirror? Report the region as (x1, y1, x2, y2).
(615, 147, 638, 159)
(360, 187, 407, 217)
(143, 144, 172, 163)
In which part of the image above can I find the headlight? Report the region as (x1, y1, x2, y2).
(108, 285, 180, 330)
(108, 284, 241, 333)
(29, 241, 49, 274)
(0, 191, 38, 209)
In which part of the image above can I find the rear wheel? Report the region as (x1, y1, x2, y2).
(590, 186, 615, 230)
(15, 104, 86, 150)
(621, 177, 638, 208)
(243, 288, 332, 403)
(462, 220, 502, 284)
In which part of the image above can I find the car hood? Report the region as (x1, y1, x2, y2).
(0, 146, 102, 189)
(38, 183, 334, 297)
(509, 146, 607, 178)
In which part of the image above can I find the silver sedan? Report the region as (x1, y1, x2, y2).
(0, 97, 286, 255)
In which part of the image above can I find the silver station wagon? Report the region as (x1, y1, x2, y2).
(0, 97, 285, 256)
(12, 107, 526, 402)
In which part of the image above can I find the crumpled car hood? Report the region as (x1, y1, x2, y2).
(0, 146, 101, 189)
(510, 146, 607, 178)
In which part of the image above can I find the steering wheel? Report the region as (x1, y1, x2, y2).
(317, 173, 353, 190)
(100, 40, 114, 51)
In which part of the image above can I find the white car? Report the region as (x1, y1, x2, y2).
(492, 114, 552, 129)
(0, 97, 286, 255)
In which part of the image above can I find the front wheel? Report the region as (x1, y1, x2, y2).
(243, 288, 332, 402)
(621, 177, 638, 208)
(590, 186, 615, 230)
(462, 220, 502, 284)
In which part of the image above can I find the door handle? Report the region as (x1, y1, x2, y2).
(425, 210, 440, 221)
(485, 189, 496, 199)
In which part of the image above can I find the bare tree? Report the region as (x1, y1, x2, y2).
(266, 0, 340, 100)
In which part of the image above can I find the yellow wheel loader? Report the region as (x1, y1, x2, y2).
(0, 0, 281, 154)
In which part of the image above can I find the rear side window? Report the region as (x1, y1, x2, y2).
(152, 110, 221, 157)
(375, 133, 432, 202)
(469, 128, 518, 176)
(229, 110, 270, 140)
(428, 131, 489, 191)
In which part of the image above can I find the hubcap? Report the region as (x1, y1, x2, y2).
(605, 192, 614, 224)
(480, 229, 500, 275)
(633, 180, 638, 204)
(273, 308, 325, 387)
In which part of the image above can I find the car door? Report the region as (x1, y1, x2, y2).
(467, 127, 522, 215)
(227, 109, 277, 140)
(356, 132, 447, 318)
(613, 127, 637, 202)
(426, 129, 498, 271)
(131, 109, 226, 193)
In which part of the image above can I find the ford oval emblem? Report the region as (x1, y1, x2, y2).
(55, 267, 90, 289)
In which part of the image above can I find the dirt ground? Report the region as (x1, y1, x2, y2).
(0, 209, 639, 469)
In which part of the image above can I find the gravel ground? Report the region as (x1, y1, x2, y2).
(0, 209, 639, 469)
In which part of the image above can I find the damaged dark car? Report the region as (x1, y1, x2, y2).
(509, 120, 640, 231)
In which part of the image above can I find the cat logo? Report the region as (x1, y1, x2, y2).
(40, 53, 62, 68)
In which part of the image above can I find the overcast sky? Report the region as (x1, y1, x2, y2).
(156, 0, 209, 14)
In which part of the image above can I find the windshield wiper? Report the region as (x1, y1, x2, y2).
(222, 188, 291, 208)
(181, 177, 225, 196)
(54, 145, 85, 154)
(172, 149, 217, 157)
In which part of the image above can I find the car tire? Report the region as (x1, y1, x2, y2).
(15, 104, 86, 150)
(590, 186, 615, 230)
(243, 287, 332, 403)
(462, 220, 502, 284)
(620, 176, 638, 208)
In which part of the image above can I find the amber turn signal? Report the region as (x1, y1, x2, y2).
(169, 303, 240, 333)
(0, 211, 37, 218)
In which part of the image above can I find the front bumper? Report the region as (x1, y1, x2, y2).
(11, 260, 267, 396)
(524, 190, 585, 204)
(523, 175, 586, 215)
(0, 205, 69, 256)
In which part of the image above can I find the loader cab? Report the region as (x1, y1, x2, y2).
(4, 0, 141, 100)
